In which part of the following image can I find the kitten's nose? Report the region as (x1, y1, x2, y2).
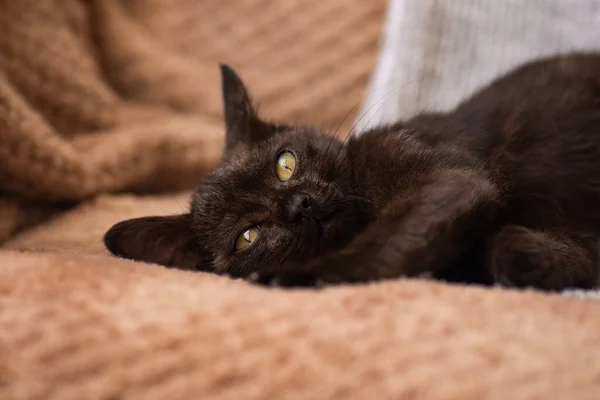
(285, 193, 313, 223)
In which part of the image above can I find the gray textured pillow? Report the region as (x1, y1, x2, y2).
(357, 0, 600, 132)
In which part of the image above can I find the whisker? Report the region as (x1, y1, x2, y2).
(318, 78, 424, 198)
(172, 198, 188, 214)
(325, 95, 363, 156)
(355, 95, 397, 138)
(332, 86, 414, 171)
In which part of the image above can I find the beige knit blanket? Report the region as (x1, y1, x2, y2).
(1, 1, 600, 399)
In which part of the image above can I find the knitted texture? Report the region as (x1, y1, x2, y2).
(358, 0, 600, 130)
(2, 191, 600, 399)
(2, 239, 600, 399)
(3, 1, 600, 399)
(0, 0, 386, 241)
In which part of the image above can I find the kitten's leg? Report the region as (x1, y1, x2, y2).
(266, 168, 499, 285)
(487, 225, 599, 290)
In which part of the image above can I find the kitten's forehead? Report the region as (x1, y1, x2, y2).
(190, 148, 278, 231)
(192, 166, 271, 218)
(190, 124, 345, 231)
(219, 125, 339, 173)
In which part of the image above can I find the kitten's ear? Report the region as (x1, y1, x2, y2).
(104, 214, 206, 270)
(220, 64, 274, 148)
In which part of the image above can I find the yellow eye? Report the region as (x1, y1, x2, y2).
(234, 227, 260, 252)
(275, 151, 296, 181)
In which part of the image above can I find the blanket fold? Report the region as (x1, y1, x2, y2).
(2, 249, 600, 399)
(0, 0, 385, 240)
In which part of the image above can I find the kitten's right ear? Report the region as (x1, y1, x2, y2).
(219, 64, 266, 149)
(104, 214, 206, 271)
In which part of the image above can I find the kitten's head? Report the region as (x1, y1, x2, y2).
(104, 65, 371, 276)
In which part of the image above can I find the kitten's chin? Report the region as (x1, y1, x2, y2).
(306, 222, 349, 260)
(315, 207, 372, 258)
(296, 218, 323, 260)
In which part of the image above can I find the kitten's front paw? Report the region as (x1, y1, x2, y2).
(247, 270, 322, 288)
(489, 225, 554, 288)
(245, 253, 358, 288)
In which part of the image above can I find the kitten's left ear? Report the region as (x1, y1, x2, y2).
(220, 64, 281, 149)
(104, 214, 206, 270)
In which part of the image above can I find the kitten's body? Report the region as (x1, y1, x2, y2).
(105, 53, 600, 290)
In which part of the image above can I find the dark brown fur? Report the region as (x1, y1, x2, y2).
(105, 53, 600, 291)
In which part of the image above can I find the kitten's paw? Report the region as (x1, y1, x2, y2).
(489, 225, 554, 288)
(270, 271, 321, 288)
(248, 271, 322, 288)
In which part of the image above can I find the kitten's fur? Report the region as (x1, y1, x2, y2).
(105, 53, 600, 290)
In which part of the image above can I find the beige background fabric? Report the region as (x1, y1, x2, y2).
(2, 1, 600, 399)
(0, 0, 385, 240)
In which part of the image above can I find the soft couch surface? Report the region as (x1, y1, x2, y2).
(1, 1, 599, 399)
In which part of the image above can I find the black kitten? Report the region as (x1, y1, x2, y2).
(105, 53, 600, 291)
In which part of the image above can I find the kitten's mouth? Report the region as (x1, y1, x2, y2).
(298, 216, 324, 256)
(301, 206, 346, 255)
(294, 203, 345, 259)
